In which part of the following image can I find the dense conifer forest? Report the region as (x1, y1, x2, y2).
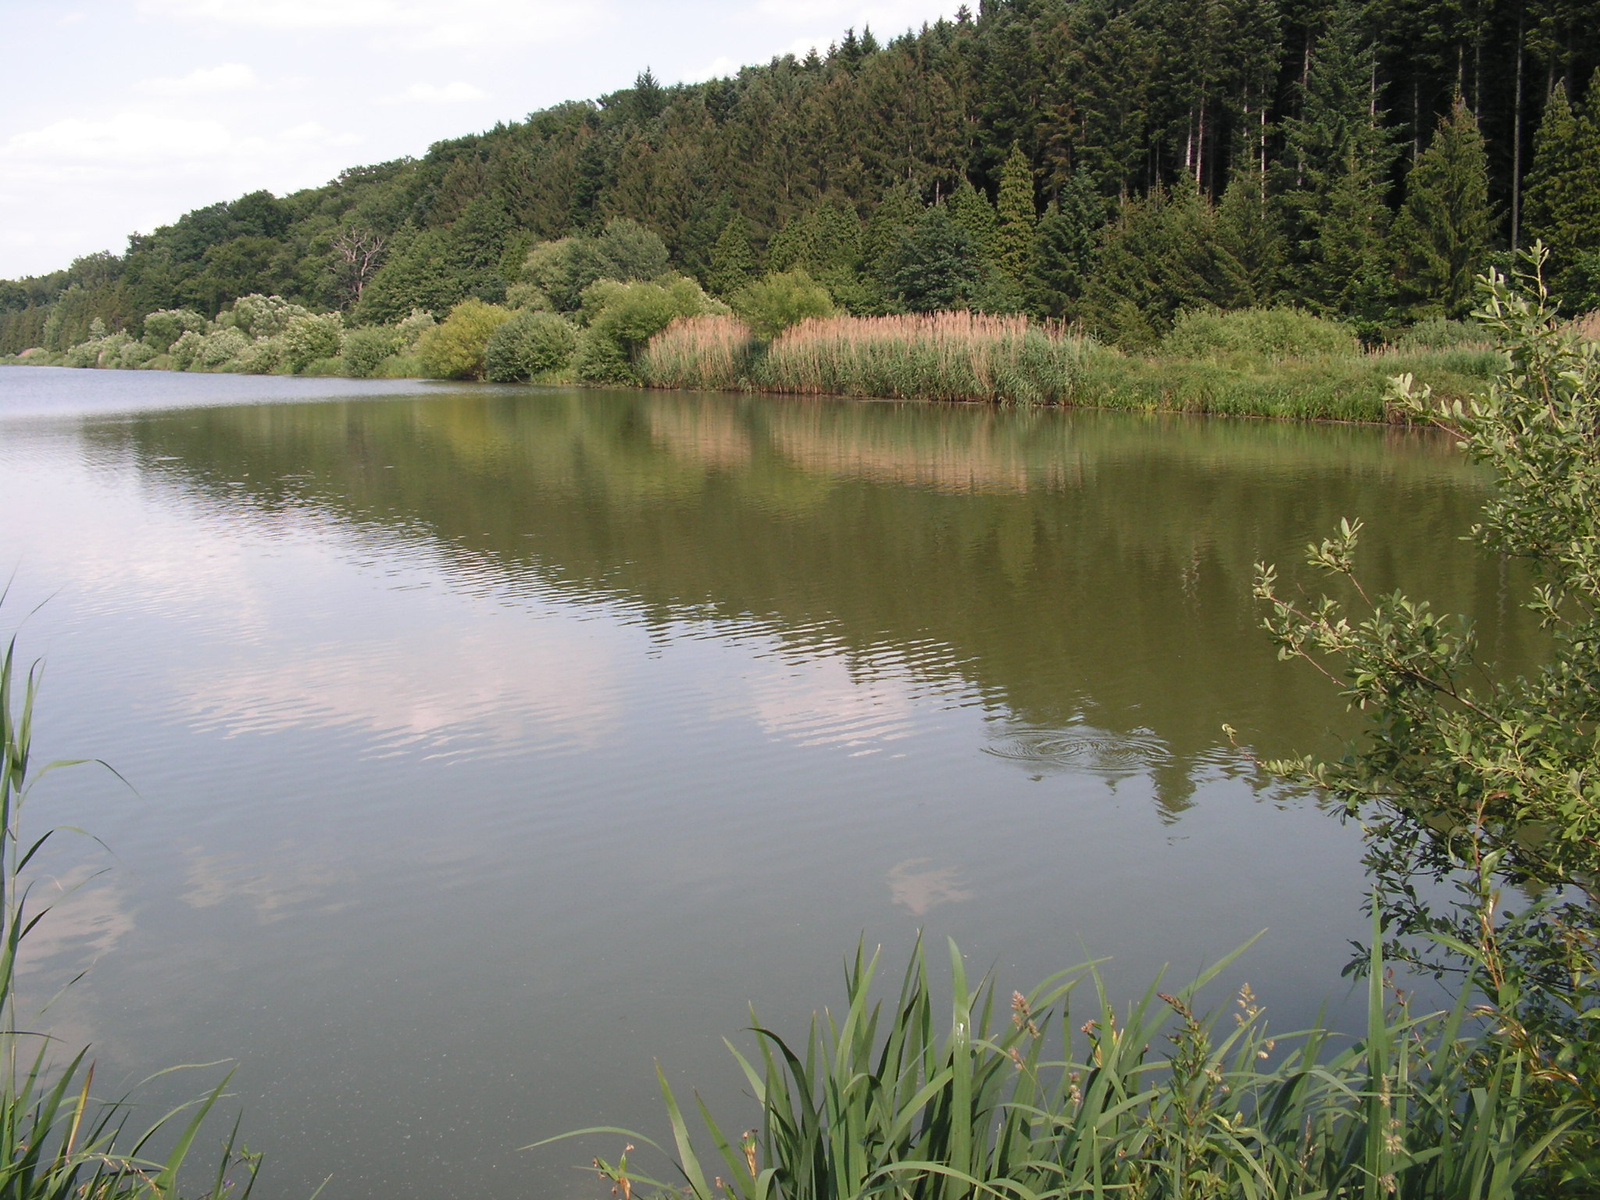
(3, 0, 1598, 357)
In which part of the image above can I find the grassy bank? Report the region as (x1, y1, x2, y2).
(641, 308, 1502, 421)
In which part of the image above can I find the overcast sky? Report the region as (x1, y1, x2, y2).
(0, 0, 960, 280)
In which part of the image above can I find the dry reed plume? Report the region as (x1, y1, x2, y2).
(642, 311, 1086, 404)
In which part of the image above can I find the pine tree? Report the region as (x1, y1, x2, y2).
(1393, 97, 1493, 317)
(1026, 173, 1103, 318)
(1301, 150, 1394, 325)
(707, 214, 759, 297)
(1280, 0, 1393, 190)
(995, 145, 1038, 286)
(1522, 83, 1578, 259)
(890, 206, 983, 312)
(1081, 177, 1226, 347)
(947, 181, 999, 267)
(1523, 72, 1600, 294)
(1213, 161, 1285, 307)
(1280, 0, 1396, 322)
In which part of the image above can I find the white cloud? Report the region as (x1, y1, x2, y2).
(3, 114, 234, 166)
(394, 81, 490, 104)
(141, 0, 611, 48)
(684, 55, 742, 83)
(137, 62, 259, 96)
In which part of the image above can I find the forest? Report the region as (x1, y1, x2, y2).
(1, 0, 1598, 359)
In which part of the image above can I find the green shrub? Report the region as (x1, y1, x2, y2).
(116, 339, 157, 369)
(282, 312, 344, 372)
(573, 326, 636, 384)
(193, 327, 251, 370)
(221, 293, 307, 338)
(396, 307, 436, 349)
(504, 282, 552, 311)
(140, 308, 207, 353)
(416, 298, 513, 380)
(484, 310, 576, 381)
(576, 276, 726, 383)
(1387, 314, 1494, 351)
(730, 269, 835, 340)
(1161, 306, 1359, 361)
(341, 325, 403, 378)
(169, 329, 204, 370)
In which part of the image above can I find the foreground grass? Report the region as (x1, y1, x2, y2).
(551, 935, 1579, 1200)
(1, 627, 255, 1200)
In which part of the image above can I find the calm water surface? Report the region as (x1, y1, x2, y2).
(0, 366, 1537, 1199)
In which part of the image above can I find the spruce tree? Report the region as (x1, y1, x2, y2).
(707, 214, 759, 297)
(1393, 97, 1493, 317)
(995, 145, 1038, 286)
(1213, 161, 1285, 307)
(948, 181, 1000, 267)
(1302, 150, 1394, 325)
(1522, 74, 1600, 302)
(1280, 0, 1395, 322)
(1522, 83, 1578, 260)
(1080, 177, 1225, 347)
(1026, 173, 1103, 318)
(890, 206, 983, 312)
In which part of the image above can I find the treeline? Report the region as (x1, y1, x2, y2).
(3, 0, 1599, 356)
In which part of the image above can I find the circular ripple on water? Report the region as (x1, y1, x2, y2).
(984, 724, 1171, 776)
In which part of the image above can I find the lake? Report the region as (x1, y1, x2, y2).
(0, 365, 1538, 1200)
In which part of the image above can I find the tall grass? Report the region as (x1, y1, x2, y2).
(641, 313, 1088, 404)
(643, 315, 759, 391)
(0, 621, 256, 1200)
(549, 934, 1574, 1200)
(755, 313, 1087, 405)
(639, 311, 1498, 421)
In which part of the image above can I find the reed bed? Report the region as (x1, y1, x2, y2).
(640, 312, 1088, 404)
(754, 312, 1086, 404)
(553, 935, 1576, 1200)
(642, 314, 759, 391)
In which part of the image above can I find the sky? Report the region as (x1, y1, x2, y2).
(0, 0, 961, 280)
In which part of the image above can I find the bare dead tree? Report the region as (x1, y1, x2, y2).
(332, 228, 386, 308)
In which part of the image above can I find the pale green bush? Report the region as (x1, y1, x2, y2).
(221, 294, 308, 339)
(141, 308, 208, 353)
(116, 339, 157, 369)
(282, 313, 344, 372)
(416, 298, 513, 379)
(1161, 307, 1359, 361)
(341, 325, 403, 378)
(194, 327, 251, 370)
(169, 329, 205, 370)
(731, 269, 835, 341)
(232, 337, 283, 374)
(484, 310, 576, 381)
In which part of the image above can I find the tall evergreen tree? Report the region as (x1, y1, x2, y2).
(1081, 177, 1226, 347)
(1393, 97, 1494, 317)
(1302, 151, 1395, 324)
(890, 206, 984, 312)
(1522, 82, 1579, 259)
(995, 145, 1038, 286)
(707, 214, 759, 297)
(947, 181, 1000, 266)
(1027, 173, 1104, 318)
(1524, 72, 1600, 293)
(1280, 0, 1396, 322)
(1213, 161, 1286, 307)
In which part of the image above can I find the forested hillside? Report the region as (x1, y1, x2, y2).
(3, 0, 1598, 356)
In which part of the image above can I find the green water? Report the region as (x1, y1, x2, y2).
(0, 368, 1538, 1199)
